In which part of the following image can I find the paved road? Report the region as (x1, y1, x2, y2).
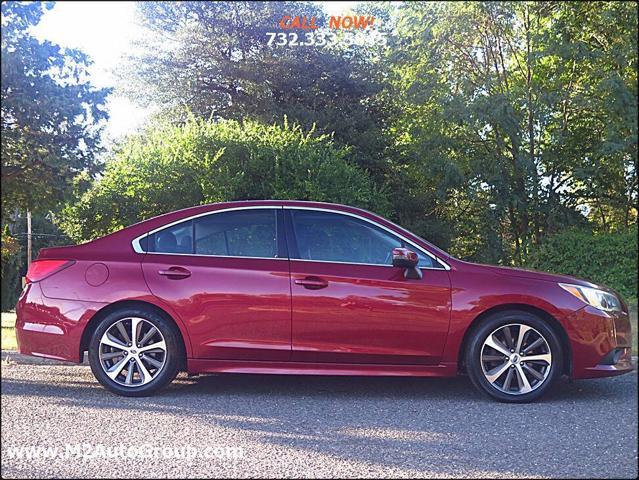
(1, 356, 637, 478)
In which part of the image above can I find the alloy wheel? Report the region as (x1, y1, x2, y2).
(480, 323, 552, 395)
(99, 317, 167, 387)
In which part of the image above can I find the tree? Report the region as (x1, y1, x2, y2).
(59, 117, 390, 242)
(119, 1, 390, 176)
(383, 1, 637, 264)
(1, 1, 110, 217)
(538, 1, 638, 232)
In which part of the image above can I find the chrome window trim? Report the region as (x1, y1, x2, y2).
(131, 236, 145, 254)
(285, 206, 451, 271)
(131, 204, 451, 270)
(142, 252, 288, 261)
(290, 258, 445, 271)
(131, 206, 282, 259)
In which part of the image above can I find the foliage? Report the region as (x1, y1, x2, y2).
(1, 227, 19, 262)
(383, 1, 637, 264)
(1, 224, 21, 310)
(59, 117, 390, 241)
(0, 214, 71, 311)
(119, 1, 390, 176)
(526, 227, 638, 299)
(1, 1, 110, 217)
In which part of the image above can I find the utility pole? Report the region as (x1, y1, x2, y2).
(27, 209, 32, 269)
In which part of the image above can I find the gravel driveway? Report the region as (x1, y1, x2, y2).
(1, 354, 637, 478)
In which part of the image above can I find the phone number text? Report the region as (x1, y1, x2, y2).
(266, 31, 387, 47)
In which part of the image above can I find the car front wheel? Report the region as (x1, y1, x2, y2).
(88, 307, 181, 396)
(466, 310, 563, 403)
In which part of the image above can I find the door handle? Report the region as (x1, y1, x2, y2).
(295, 276, 328, 290)
(158, 267, 191, 279)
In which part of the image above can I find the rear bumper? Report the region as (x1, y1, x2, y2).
(15, 283, 104, 363)
(567, 305, 635, 379)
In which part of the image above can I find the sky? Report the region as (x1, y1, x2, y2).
(31, 1, 358, 142)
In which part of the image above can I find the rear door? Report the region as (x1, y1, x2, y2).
(141, 207, 292, 361)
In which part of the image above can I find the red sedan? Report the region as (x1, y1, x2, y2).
(15, 201, 633, 402)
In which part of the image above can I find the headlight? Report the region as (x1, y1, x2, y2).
(559, 283, 622, 312)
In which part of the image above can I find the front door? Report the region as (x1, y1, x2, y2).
(142, 207, 291, 361)
(286, 208, 451, 365)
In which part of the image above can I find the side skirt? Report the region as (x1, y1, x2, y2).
(187, 359, 458, 377)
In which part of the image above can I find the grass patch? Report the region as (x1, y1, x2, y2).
(1, 326, 17, 351)
(1, 311, 17, 328)
(1, 311, 17, 351)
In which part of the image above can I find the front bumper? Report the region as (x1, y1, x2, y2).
(15, 282, 105, 363)
(566, 305, 635, 379)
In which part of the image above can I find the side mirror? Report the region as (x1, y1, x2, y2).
(392, 247, 422, 280)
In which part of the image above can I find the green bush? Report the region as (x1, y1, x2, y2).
(1, 226, 21, 311)
(526, 228, 638, 300)
(60, 117, 390, 242)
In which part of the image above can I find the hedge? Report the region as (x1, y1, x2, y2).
(526, 227, 638, 300)
(59, 117, 391, 242)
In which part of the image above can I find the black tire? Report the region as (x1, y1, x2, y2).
(88, 307, 181, 397)
(465, 310, 563, 403)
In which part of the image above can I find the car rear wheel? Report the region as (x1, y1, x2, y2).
(466, 310, 563, 403)
(88, 307, 181, 396)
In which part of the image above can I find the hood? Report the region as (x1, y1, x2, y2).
(463, 262, 599, 288)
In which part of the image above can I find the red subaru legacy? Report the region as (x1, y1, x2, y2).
(15, 201, 633, 402)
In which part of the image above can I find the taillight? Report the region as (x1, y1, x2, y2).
(26, 259, 74, 283)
